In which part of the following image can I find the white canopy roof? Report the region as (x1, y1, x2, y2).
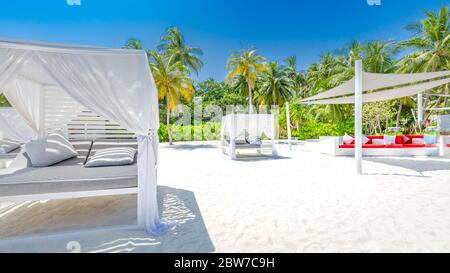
(0, 39, 169, 235)
(306, 77, 450, 104)
(301, 71, 450, 104)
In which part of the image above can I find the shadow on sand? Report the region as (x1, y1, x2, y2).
(235, 155, 291, 162)
(84, 186, 215, 253)
(0, 186, 215, 253)
(163, 143, 218, 151)
(364, 157, 450, 178)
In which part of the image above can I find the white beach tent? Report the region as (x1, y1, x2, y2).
(0, 107, 36, 142)
(221, 114, 278, 159)
(0, 39, 170, 235)
(299, 60, 450, 175)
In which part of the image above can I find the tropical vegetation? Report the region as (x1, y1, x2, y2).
(1, 6, 448, 142)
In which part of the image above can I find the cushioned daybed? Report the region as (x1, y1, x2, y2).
(321, 135, 442, 157)
(0, 139, 138, 202)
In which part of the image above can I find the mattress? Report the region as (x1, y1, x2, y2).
(0, 162, 137, 197)
(0, 139, 139, 197)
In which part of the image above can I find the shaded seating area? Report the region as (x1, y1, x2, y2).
(300, 60, 450, 174)
(0, 39, 170, 235)
(321, 134, 443, 157)
(221, 114, 277, 159)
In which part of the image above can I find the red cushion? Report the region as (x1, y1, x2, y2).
(367, 136, 383, 139)
(339, 144, 355, 148)
(363, 144, 385, 148)
(403, 144, 426, 148)
(395, 136, 403, 144)
(408, 135, 424, 139)
(447, 144, 450, 148)
(385, 144, 404, 148)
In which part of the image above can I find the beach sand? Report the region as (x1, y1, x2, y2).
(0, 141, 450, 252)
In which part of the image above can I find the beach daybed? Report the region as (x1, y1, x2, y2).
(221, 114, 277, 159)
(0, 139, 138, 202)
(0, 39, 169, 235)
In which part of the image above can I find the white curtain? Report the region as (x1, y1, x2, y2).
(32, 51, 169, 235)
(0, 49, 33, 88)
(3, 78, 44, 135)
(0, 107, 36, 142)
(223, 114, 275, 140)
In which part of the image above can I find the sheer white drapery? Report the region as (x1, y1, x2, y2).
(2, 78, 44, 135)
(0, 107, 36, 142)
(0, 40, 168, 235)
(221, 114, 277, 158)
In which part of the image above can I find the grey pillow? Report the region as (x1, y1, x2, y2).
(25, 131, 78, 167)
(85, 147, 136, 168)
(0, 139, 20, 154)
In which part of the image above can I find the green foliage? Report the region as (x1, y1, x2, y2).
(158, 122, 221, 142)
(291, 120, 354, 140)
(0, 94, 10, 107)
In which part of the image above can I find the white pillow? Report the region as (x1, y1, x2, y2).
(362, 135, 370, 145)
(85, 147, 136, 168)
(343, 134, 354, 145)
(372, 139, 385, 145)
(383, 135, 396, 145)
(25, 131, 78, 167)
(412, 138, 425, 144)
(0, 139, 20, 154)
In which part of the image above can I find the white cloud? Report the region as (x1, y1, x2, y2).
(66, 0, 81, 6)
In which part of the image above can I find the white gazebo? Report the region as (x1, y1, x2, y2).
(300, 60, 450, 175)
(221, 113, 278, 159)
(0, 39, 170, 235)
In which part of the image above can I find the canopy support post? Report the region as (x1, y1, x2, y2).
(355, 60, 363, 175)
(418, 92, 423, 124)
(286, 102, 292, 150)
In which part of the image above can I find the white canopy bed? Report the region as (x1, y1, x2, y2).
(221, 114, 278, 159)
(300, 61, 450, 174)
(0, 39, 170, 235)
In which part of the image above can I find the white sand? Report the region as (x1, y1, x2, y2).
(1, 141, 450, 253)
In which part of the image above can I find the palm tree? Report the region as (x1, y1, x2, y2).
(122, 38, 143, 50)
(148, 51, 195, 145)
(363, 40, 397, 73)
(255, 62, 295, 107)
(397, 6, 450, 124)
(397, 6, 449, 73)
(158, 27, 203, 74)
(226, 49, 266, 113)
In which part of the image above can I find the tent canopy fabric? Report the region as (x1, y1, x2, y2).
(0, 39, 169, 235)
(305, 77, 450, 104)
(300, 71, 450, 103)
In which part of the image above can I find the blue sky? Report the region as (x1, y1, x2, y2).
(0, 0, 447, 81)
